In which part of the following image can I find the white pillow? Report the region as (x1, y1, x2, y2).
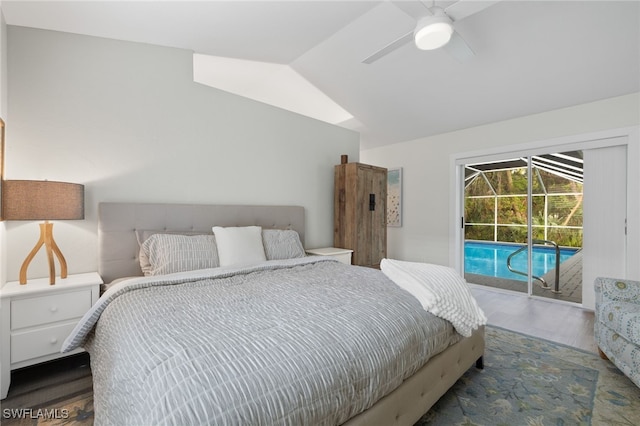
(212, 226, 267, 267)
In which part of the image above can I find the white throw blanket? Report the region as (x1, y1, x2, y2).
(381, 259, 487, 337)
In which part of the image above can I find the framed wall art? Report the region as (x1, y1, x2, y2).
(387, 167, 402, 227)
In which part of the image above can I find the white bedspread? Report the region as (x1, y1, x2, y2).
(381, 259, 487, 337)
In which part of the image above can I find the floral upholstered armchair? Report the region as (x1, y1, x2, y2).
(594, 277, 640, 388)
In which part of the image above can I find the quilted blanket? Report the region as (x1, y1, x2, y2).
(380, 259, 487, 337)
(65, 257, 461, 426)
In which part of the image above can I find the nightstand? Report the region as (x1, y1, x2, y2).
(0, 272, 102, 399)
(306, 247, 354, 265)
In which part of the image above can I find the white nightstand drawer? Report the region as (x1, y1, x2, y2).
(11, 322, 78, 364)
(1, 272, 102, 400)
(11, 290, 93, 330)
(306, 247, 353, 265)
(331, 253, 352, 265)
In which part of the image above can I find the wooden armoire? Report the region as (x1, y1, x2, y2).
(334, 155, 387, 268)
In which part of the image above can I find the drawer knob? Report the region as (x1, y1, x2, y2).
(50, 306, 58, 313)
(50, 337, 58, 344)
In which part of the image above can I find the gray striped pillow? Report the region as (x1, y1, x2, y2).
(140, 233, 219, 276)
(262, 229, 305, 260)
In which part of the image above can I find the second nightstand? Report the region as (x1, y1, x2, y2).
(306, 247, 354, 265)
(0, 272, 102, 399)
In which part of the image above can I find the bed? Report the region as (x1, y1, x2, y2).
(63, 202, 485, 425)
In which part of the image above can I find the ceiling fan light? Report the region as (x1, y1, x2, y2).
(414, 14, 454, 50)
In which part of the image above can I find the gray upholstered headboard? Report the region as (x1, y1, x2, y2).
(98, 202, 305, 283)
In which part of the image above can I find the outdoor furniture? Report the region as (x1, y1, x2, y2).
(594, 277, 640, 388)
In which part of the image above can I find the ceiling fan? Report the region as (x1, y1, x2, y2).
(362, 0, 500, 64)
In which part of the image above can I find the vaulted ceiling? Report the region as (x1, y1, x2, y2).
(3, 1, 639, 150)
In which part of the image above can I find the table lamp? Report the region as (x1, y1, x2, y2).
(2, 180, 84, 285)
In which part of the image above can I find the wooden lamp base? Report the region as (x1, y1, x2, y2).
(19, 221, 68, 285)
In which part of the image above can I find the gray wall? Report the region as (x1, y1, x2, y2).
(3, 26, 359, 282)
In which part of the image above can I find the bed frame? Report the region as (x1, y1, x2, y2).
(98, 202, 485, 425)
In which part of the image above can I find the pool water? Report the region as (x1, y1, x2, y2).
(464, 241, 578, 281)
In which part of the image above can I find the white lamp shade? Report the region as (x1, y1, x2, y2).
(414, 14, 454, 50)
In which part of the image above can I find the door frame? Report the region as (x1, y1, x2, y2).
(450, 126, 639, 308)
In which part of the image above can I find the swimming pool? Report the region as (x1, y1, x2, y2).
(464, 241, 578, 281)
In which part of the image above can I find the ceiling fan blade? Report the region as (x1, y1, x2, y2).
(392, 0, 433, 20)
(362, 31, 413, 64)
(445, 0, 500, 21)
(444, 31, 475, 62)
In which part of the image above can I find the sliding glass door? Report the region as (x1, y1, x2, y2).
(582, 145, 627, 308)
(464, 159, 531, 295)
(455, 135, 632, 309)
(462, 152, 584, 303)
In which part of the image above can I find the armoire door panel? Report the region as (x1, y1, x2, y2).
(334, 159, 387, 268)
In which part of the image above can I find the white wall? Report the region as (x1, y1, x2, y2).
(361, 93, 640, 276)
(0, 7, 7, 286)
(3, 26, 359, 282)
